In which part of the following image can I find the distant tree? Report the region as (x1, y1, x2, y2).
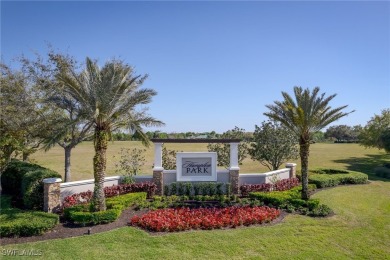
(207, 126, 248, 169)
(359, 109, 390, 153)
(264, 86, 353, 199)
(325, 125, 352, 142)
(249, 121, 299, 171)
(312, 131, 325, 143)
(57, 57, 164, 211)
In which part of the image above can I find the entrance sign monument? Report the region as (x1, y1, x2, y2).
(176, 152, 217, 182)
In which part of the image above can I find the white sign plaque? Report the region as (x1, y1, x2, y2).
(176, 152, 217, 182)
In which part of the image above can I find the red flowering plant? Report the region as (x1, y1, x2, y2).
(240, 178, 300, 196)
(130, 206, 280, 232)
(62, 182, 157, 208)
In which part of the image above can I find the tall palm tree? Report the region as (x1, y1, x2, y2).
(57, 58, 164, 211)
(264, 86, 353, 199)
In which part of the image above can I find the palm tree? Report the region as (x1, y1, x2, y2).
(57, 58, 164, 211)
(264, 86, 353, 199)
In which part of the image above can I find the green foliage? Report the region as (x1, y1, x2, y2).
(264, 86, 353, 200)
(207, 126, 249, 168)
(22, 168, 62, 210)
(162, 145, 180, 170)
(65, 192, 146, 225)
(249, 185, 331, 217)
(325, 125, 361, 142)
(0, 207, 59, 237)
(249, 120, 299, 170)
(165, 182, 229, 196)
(1, 159, 43, 196)
(114, 147, 146, 183)
(374, 165, 390, 179)
(308, 169, 368, 188)
(359, 109, 390, 153)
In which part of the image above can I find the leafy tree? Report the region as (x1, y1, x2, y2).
(249, 121, 299, 171)
(57, 57, 164, 211)
(207, 126, 248, 169)
(325, 124, 361, 142)
(20, 52, 93, 182)
(0, 63, 53, 162)
(162, 145, 181, 170)
(264, 86, 353, 199)
(359, 109, 390, 153)
(114, 148, 146, 183)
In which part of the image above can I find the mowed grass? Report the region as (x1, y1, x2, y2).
(30, 142, 389, 181)
(1, 181, 389, 259)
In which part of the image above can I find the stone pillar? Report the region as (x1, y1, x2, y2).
(229, 142, 240, 194)
(286, 163, 297, 178)
(153, 142, 164, 196)
(229, 169, 240, 195)
(153, 169, 164, 196)
(43, 178, 62, 213)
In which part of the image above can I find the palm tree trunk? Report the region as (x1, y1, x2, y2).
(64, 146, 72, 182)
(92, 125, 108, 211)
(299, 136, 310, 200)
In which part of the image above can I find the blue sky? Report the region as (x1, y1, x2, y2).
(1, 1, 389, 133)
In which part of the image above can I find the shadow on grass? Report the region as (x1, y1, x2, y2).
(333, 154, 390, 181)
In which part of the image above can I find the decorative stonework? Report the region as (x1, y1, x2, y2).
(43, 178, 62, 213)
(285, 163, 297, 178)
(229, 169, 240, 195)
(153, 170, 164, 196)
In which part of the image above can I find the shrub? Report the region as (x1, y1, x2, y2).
(131, 206, 281, 232)
(22, 169, 61, 210)
(1, 159, 43, 197)
(65, 192, 146, 225)
(248, 185, 331, 217)
(309, 171, 368, 188)
(309, 204, 333, 217)
(0, 208, 59, 237)
(374, 166, 390, 179)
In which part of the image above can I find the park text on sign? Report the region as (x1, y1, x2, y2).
(176, 152, 217, 181)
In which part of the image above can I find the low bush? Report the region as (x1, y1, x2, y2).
(0, 208, 59, 237)
(131, 206, 281, 232)
(164, 182, 229, 197)
(249, 185, 331, 217)
(374, 166, 390, 179)
(240, 178, 300, 196)
(309, 170, 368, 188)
(1, 160, 61, 210)
(64, 192, 146, 225)
(1, 159, 43, 197)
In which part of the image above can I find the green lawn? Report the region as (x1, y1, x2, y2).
(30, 142, 390, 181)
(1, 181, 389, 259)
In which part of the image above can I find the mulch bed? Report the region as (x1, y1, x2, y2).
(0, 207, 287, 246)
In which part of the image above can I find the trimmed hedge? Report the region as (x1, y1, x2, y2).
(22, 169, 62, 210)
(1, 160, 61, 210)
(249, 184, 331, 217)
(1, 159, 43, 196)
(64, 192, 147, 226)
(309, 171, 368, 188)
(164, 182, 230, 196)
(0, 199, 59, 237)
